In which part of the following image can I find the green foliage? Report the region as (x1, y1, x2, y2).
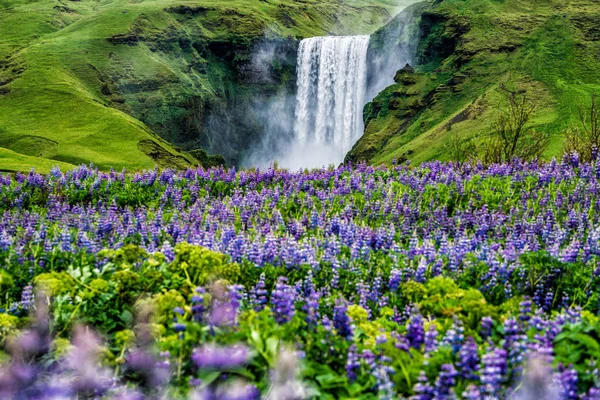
(0, 270, 14, 293)
(154, 290, 186, 325)
(564, 93, 600, 161)
(34, 272, 75, 297)
(554, 314, 600, 390)
(482, 86, 549, 163)
(0, 313, 19, 344)
(50, 337, 72, 359)
(425, 276, 458, 297)
(0, 237, 599, 397)
(189, 149, 226, 169)
(420, 278, 497, 330)
(170, 243, 240, 286)
(399, 281, 427, 303)
(115, 329, 136, 348)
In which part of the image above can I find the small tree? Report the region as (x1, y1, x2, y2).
(482, 85, 549, 164)
(564, 93, 600, 161)
(449, 129, 477, 169)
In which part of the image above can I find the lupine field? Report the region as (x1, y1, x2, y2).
(0, 157, 599, 399)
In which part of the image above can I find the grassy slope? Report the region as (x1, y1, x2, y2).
(352, 0, 600, 165)
(0, 148, 75, 174)
(0, 0, 396, 172)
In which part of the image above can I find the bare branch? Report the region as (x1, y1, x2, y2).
(483, 85, 546, 163)
(564, 93, 600, 161)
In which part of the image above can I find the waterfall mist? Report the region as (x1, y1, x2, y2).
(365, 8, 421, 102)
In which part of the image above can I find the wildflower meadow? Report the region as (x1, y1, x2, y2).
(0, 157, 599, 399)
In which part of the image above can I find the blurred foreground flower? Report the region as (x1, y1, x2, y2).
(192, 344, 250, 369)
(512, 355, 559, 400)
(266, 346, 314, 400)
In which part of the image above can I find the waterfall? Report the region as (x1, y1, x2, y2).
(243, 35, 371, 170)
(293, 36, 370, 166)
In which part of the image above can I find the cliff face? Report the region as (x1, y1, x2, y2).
(0, 0, 395, 172)
(348, 0, 600, 165)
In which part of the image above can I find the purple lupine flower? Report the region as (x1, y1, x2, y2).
(519, 297, 533, 324)
(481, 316, 493, 339)
(433, 364, 457, 399)
(462, 384, 481, 400)
(173, 307, 185, 316)
(407, 313, 425, 349)
(192, 287, 207, 323)
(376, 335, 387, 345)
(457, 336, 480, 381)
(424, 323, 438, 354)
(346, 344, 361, 382)
(442, 318, 464, 355)
(504, 318, 526, 372)
(480, 347, 507, 396)
(412, 371, 434, 400)
(271, 277, 295, 324)
(372, 362, 395, 400)
(253, 273, 268, 311)
(302, 291, 321, 328)
(333, 300, 352, 339)
(389, 268, 402, 292)
(555, 364, 579, 400)
(160, 241, 175, 263)
(392, 332, 410, 352)
(228, 284, 245, 315)
(20, 285, 34, 311)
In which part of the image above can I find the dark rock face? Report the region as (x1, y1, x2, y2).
(164, 5, 210, 16)
(347, 2, 476, 165)
(416, 11, 468, 66)
(394, 64, 417, 85)
(107, 34, 140, 46)
(188, 149, 226, 168)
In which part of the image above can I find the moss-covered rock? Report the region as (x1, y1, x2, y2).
(347, 66, 443, 163)
(188, 149, 226, 169)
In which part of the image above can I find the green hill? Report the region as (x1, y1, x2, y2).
(347, 0, 600, 165)
(0, 0, 397, 172)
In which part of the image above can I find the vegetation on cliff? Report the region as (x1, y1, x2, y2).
(349, 0, 600, 165)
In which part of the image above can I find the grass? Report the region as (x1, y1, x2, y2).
(0, 148, 75, 174)
(0, 0, 398, 172)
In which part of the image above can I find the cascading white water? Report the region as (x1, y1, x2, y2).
(243, 35, 371, 170)
(291, 36, 370, 168)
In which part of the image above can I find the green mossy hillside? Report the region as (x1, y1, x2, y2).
(349, 0, 600, 165)
(0, 0, 398, 172)
(0, 148, 76, 174)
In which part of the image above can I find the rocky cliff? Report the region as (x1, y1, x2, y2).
(348, 0, 600, 165)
